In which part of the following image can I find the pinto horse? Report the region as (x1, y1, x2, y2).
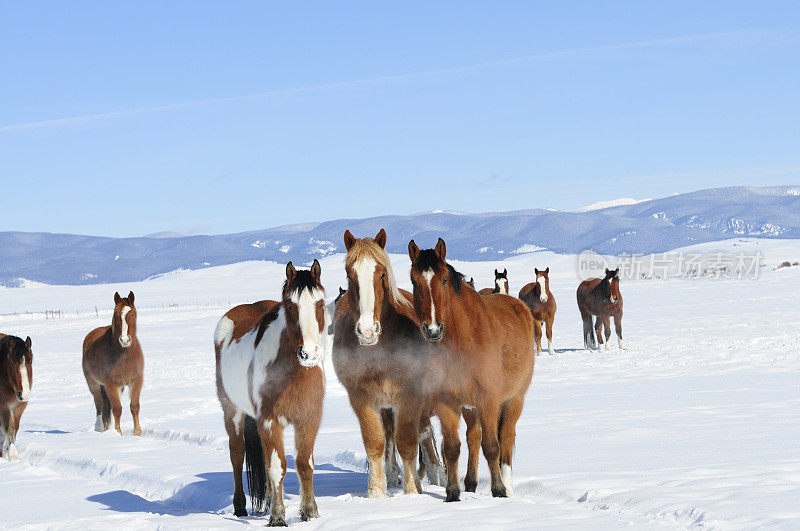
(519, 267, 557, 355)
(478, 268, 509, 295)
(577, 267, 626, 350)
(0, 334, 33, 460)
(408, 238, 536, 502)
(215, 260, 325, 525)
(83, 291, 144, 435)
(332, 229, 444, 498)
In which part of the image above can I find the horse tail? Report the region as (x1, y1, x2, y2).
(100, 385, 111, 427)
(243, 414, 267, 514)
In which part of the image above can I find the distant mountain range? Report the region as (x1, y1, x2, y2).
(2, 185, 799, 286)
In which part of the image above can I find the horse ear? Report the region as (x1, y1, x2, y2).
(503, 268, 507, 276)
(343, 230, 356, 251)
(128, 291, 135, 304)
(311, 259, 322, 280)
(286, 261, 297, 282)
(374, 228, 387, 249)
(545, 267, 549, 274)
(535, 268, 540, 275)
(25, 336, 32, 350)
(605, 267, 610, 275)
(339, 287, 346, 295)
(435, 238, 447, 260)
(114, 292, 121, 304)
(408, 240, 420, 262)
(613, 267, 620, 276)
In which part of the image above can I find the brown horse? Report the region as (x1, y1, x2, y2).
(332, 229, 445, 498)
(478, 268, 509, 295)
(408, 238, 536, 502)
(83, 291, 144, 435)
(519, 267, 557, 355)
(576, 267, 626, 350)
(215, 260, 325, 525)
(0, 334, 33, 460)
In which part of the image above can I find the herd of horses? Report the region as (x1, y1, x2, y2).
(0, 229, 626, 526)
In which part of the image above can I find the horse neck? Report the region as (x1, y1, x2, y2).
(440, 289, 482, 345)
(385, 288, 419, 326)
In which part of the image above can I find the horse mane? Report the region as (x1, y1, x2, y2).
(344, 237, 411, 310)
(414, 249, 463, 295)
(283, 270, 322, 298)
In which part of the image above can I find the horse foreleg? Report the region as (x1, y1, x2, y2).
(352, 401, 387, 498)
(294, 415, 321, 521)
(594, 317, 604, 348)
(533, 320, 543, 355)
(436, 403, 462, 502)
(395, 405, 422, 494)
(129, 377, 143, 436)
(602, 316, 612, 350)
(86, 379, 107, 432)
(262, 422, 287, 527)
(462, 406, 481, 493)
(478, 399, 505, 498)
(0, 406, 16, 459)
(581, 310, 596, 350)
(105, 385, 124, 435)
(545, 316, 555, 355)
(223, 407, 247, 517)
(498, 392, 525, 497)
(380, 408, 401, 488)
(615, 314, 627, 349)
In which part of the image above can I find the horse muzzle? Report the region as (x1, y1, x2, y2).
(540, 295, 549, 303)
(421, 322, 443, 342)
(119, 336, 133, 348)
(355, 321, 381, 346)
(296, 345, 322, 367)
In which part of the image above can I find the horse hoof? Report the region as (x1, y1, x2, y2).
(464, 477, 477, 493)
(133, 428, 142, 437)
(233, 507, 248, 517)
(445, 488, 461, 502)
(492, 485, 508, 498)
(269, 515, 288, 527)
(300, 504, 320, 521)
(367, 486, 387, 498)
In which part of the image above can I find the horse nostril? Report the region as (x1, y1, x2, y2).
(17, 392, 25, 401)
(373, 322, 381, 334)
(296, 346, 308, 359)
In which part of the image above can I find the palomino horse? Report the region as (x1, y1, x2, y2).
(83, 291, 144, 435)
(577, 267, 626, 350)
(0, 334, 33, 460)
(408, 238, 536, 502)
(215, 261, 325, 525)
(478, 268, 509, 295)
(332, 229, 444, 498)
(519, 267, 557, 355)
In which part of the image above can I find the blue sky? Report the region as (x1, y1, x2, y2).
(2, 1, 799, 237)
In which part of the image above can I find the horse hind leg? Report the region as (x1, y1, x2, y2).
(395, 406, 423, 494)
(262, 422, 288, 527)
(594, 317, 605, 348)
(380, 408, 402, 488)
(436, 404, 463, 502)
(533, 320, 543, 355)
(545, 316, 555, 355)
(129, 377, 143, 436)
(224, 407, 248, 517)
(498, 392, 526, 497)
(87, 380, 108, 432)
(462, 406, 481, 493)
(602, 316, 612, 350)
(615, 314, 627, 350)
(580, 310, 596, 350)
(418, 415, 445, 487)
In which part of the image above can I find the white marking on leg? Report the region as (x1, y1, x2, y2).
(7, 443, 19, 460)
(501, 464, 514, 497)
(232, 409, 243, 435)
(619, 338, 627, 350)
(268, 449, 283, 490)
(354, 257, 378, 342)
(95, 415, 105, 432)
(19, 362, 31, 401)
(118, 306, 132, 347)
(548, 340, 554, 355)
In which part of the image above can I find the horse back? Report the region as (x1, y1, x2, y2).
(215, 300, 280, 356)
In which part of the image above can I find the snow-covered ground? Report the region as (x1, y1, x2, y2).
(1, 238, 799, 529)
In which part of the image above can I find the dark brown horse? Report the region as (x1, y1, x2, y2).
(519, 267, 557, 355)
(83, 291, 144, 435)
(408, 238, 536, 502)
(332, 229, 445, 498)
(478, 268, 509, 295)
(215, 260, 325, 525)
(0, 334, 33, 460)
(577, 267, 626, 350)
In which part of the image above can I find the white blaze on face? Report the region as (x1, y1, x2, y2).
(119, 306, 132, 347)
(496, 277, 508, 293)
(19, 359, 30, 401)
(537, 276, 548, 302)
(423, 269, 439, 332)
(609, 278, 617, 303)
(291, 287, 325, 367)
(354, 257, 378, 341)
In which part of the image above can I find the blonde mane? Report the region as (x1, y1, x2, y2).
(344, 237, 412, 310)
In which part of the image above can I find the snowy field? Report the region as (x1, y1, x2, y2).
(1, 238, 799, 529)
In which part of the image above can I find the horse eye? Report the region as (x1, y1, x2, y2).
(381, 273, 386, 279)
(442, 278, 447, 285)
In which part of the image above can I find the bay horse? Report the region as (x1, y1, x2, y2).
(215, 260, 325, 525)
(519, 267, 557, 355)
(478, 268, 509, 295)
(332, 229, 444, 498)
(83, 291, 144, 435)
(0, 334, 33, 460)
(576, 267, 626, 350)
(408, 238, 536, 502)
